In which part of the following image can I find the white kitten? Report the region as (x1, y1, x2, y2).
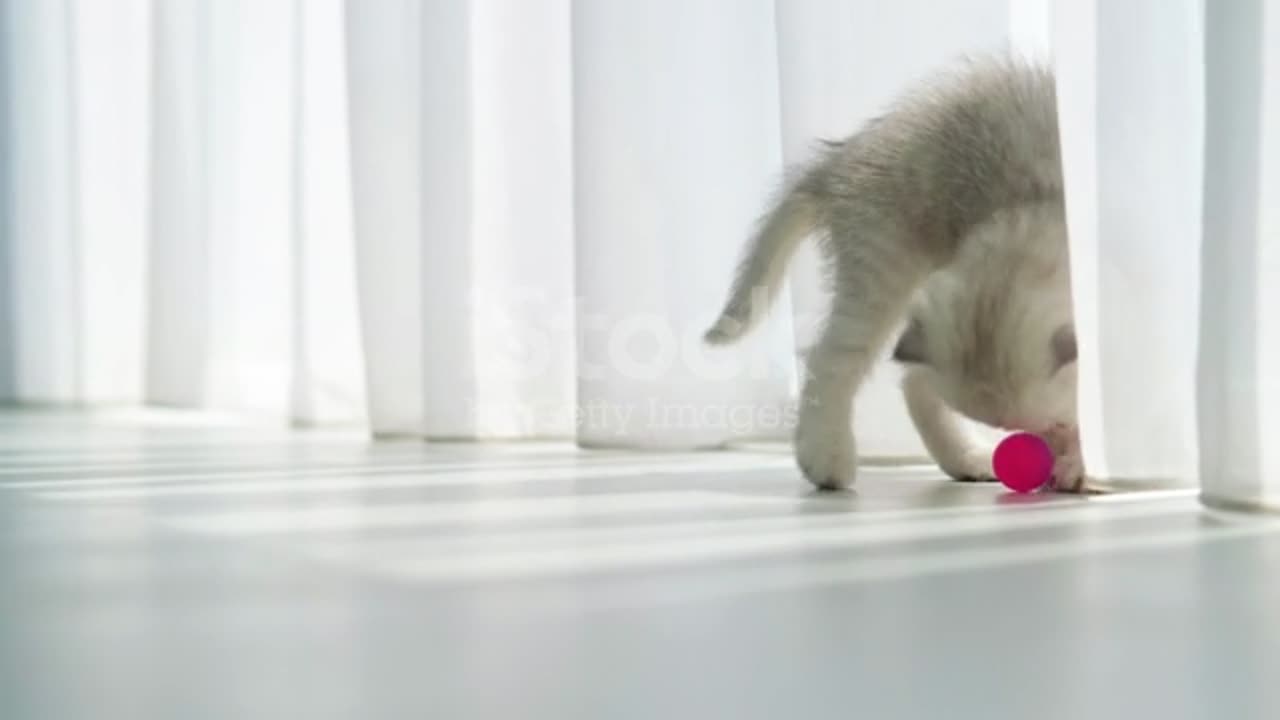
(705, 55, 1088, 493)
(893, 201, 1082, 490)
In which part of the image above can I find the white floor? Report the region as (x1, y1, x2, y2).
(2, 410, 1278, 719)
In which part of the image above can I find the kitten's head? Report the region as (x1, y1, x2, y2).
(892, 207, 1077, 434)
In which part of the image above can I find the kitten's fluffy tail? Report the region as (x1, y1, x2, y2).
(704, 188, 817, 345)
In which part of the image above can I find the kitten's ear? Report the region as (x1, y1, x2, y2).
(1051, 323, 1077, 369)
(892, 318, 928, 365)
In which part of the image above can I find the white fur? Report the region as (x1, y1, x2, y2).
(896, 202, 1084, 490)
(706, 56, 1089, 492)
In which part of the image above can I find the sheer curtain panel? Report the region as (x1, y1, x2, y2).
(6, 0, 1280, 512)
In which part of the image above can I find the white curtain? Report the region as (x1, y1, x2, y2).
(4, 0, 1276, 504)
(0, 0, 1029, 452)
(1052, 0, 1205, 485)
(1, 0, 367, 424)
(1197, 0, 1280, 509)
(348, 0, 1040, 453)
(1052, 0, 1280, 508)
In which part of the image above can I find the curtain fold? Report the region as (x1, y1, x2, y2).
(291, 0, 367, 426)
(343, 0, 425, 435)
(4, 0, 1278, 506)
(571, 0, 794, 448)
(147, 0, 367, 422)
(425, 0, 575, 440)
(2, 0, 84, 402)
(1199, 0, 1280, 508)
(1051, 0, 1205, 483)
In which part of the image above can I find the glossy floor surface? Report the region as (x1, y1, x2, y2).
(2, 410, 1278, 719)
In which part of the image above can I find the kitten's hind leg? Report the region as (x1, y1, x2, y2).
(795, 245, 928, 489)
(794, 338, 861, 490)
(901, 367, 997, 482)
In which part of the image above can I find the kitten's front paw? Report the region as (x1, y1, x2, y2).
(1050, 451, 1087, 494)
(1044, 425, 1093, 494)
(795, 421, 856, 490)
(941, 449, 998, 483)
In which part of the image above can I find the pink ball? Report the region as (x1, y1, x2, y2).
(992, 432, 1053, 493)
